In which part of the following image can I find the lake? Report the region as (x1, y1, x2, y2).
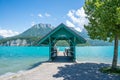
(0, 46, 120, 76)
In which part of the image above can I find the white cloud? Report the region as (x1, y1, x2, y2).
(75, 27, 81, 32)
(0, 29, 19, 37)
(66, 20, 75, 27)
(45, 13, 51, 17)
(66, 7, 88, 32)
(38, 14, 43, 18)
(31, 21, 35, 26)
(37, 13, 51, 18)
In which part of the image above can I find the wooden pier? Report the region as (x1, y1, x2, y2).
(51, 51, 74, 62)
(38, 23, 86, 62)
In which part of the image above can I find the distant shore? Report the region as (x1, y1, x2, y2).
(0, 62, 120, 80)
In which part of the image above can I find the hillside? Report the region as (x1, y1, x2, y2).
(0, 23, 54, 46)
(18, 23, 54, 37)
(72, 27, 113, 46)
(79, 28, 113, 46)
(0, 35, 3, 39)
(0, 23, 114, 46)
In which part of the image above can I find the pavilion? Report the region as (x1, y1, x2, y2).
(38, 23, 86, 61)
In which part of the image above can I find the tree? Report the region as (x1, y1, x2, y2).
(84, 0, 120, 70)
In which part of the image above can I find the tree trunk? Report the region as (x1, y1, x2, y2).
(112, 34, 119, 70)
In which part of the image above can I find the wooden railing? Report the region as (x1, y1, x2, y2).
(65, 49, 74, 59)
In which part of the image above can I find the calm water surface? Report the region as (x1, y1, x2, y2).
(0, 46, 120, 75)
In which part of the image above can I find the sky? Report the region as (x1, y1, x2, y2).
(0, 0, 88, 37)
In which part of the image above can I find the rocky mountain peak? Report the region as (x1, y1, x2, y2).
(18, 23, 54, 37)
(33, 23, 53, 29)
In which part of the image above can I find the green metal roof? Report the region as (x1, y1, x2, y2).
(38, 23, 86, 45)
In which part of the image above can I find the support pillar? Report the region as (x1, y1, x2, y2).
(49, 37, 52, 61)
(73, 37, 76, 61)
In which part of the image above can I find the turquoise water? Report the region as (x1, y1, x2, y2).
(76, 46, 120, 64)
(0, 46, 120, 76)
(0, 47, 49, 75)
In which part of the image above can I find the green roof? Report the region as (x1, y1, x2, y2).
(38, 23, 86, 45)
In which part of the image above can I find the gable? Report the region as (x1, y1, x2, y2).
(51, 27, 74, 39)
(38, 23, 86, 45)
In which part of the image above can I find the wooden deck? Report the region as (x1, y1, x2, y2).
(52, 51, 74, 62)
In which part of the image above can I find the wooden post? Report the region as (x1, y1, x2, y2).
(49, 37, 52, 61)
(69, 39, 74, 61)
(73, 37, 76, 61)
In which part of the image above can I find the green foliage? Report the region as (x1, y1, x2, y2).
(55, 40, 69, 46)
(55, 40, 90, 46)
(77, 41, 90, 46)
(84, 0, 120, 42)
(100, 67, 120, 75)
(84, 0, 120, 69)
(116, 7, 120, 25)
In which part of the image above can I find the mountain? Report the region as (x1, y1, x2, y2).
(79, 28, 113, 46)
(0, 23, 54, 46)
(0, 23, 114, 46)
(0, 35, 3, 39)
(18, 23, 54, 37)
(80, 28, 89, 39)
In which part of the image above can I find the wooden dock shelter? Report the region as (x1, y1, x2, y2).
(38, 23, 86, 61)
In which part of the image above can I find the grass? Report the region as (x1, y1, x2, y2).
(100, 67, 120, 75)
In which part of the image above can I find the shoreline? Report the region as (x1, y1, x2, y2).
(0, 61, 48, 78)
(0, 61, 120, 80)
(0, 62, 72, 80)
